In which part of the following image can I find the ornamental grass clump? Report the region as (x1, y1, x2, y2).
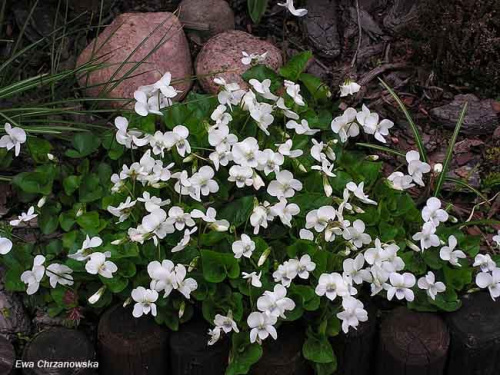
(0, 51, 499, 375)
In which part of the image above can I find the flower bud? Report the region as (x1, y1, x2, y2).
(76, 208, 84, 217)
(433, 163, 443, 173)
(252, 172, 265, 190)
(353, 205, 365, 214)
(37, 196, 47, 208)
(210, 219, 230, 232)
(366, 155, 379, 161)
(182, 154, 195, 163)
(449, 215, 458, 223)
(188, 256, 199, 272)
(323, 175, 333, 197)
(258, 248, 271, 267)
(406, 240, 421, 252)
(122, 297, 132, 308)
(111, 238, 126, 245)
(47, 153, 55, 161)
(178, 300, 186, 319)
(292, 158, 308, 173)
(88, 286, 106, 304)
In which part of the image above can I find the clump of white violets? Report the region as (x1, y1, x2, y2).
(1, 48, 497, 372)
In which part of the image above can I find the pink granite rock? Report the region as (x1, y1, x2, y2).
(76, 12, 193, 107)
(195, 30, 282, 94)
(179, 0, 234, 39)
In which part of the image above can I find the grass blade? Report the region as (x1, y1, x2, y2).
(444, 176, 487, 201)
(356, 142, 406, 158)
(379, 79, 428, 162)
(434, 103, 468, 196)
(452, 219, 500, 229)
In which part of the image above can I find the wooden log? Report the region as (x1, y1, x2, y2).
(250, 323, 312, 375)
(0, 336, 15, 375)
(97, 305, 169, 375)
(376, 307, 449, 375)
(169, 316, 230, 375)
(446, 291, 500, 375)
(331, 303, 377, 375)
(21, 327, 95, 375)
(0, 288, 31, 341)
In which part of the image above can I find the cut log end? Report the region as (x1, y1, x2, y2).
(97, 305, 169, 375)
(169, 316, 229, 375)
(446, 292, 500, 375)
(250, 323, 311, 375)
(377, 307, 449, 375)
(447, 291, 500, 345)
(332, 302, 377, 375)
(0, 336, 15, 375)
(22, 327, 95, 375)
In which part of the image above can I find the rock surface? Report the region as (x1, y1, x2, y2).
(196, 30, 282, 94)
(179, 0, 235, 40)
(76, 12, 193, 107)
(430, 94, 499, 135)
(303, 0, 341, 58)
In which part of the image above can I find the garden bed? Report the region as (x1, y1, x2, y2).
(0, 1, 499, 375)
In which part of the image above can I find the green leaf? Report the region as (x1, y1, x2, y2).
(102, 131, 124, 160)
(155, 306, 179, 331)
(79, 174, 104, 203)
(200, 231, 227, 246)
(65, 133, 101, 158)
(110, 242, 140, 259)
(4, 266, 25, 292)
(226, 332, 263, 375)
(325, 315, 341, 337)
(401, 251, 427, 275)
(45, 240, 63, 256)
(76, 211, 100, 231)
(432, 288, 461, 312)
(117, 260, 137, 278)
(421, 249, 443, 270)
(303, 333, 335, 364)
(97, 163, 113, 186)
(63, 175, 81, 196)
(287, 240, 318, 257)
(27, 137, 52, 163)
(299, 73, 332, 102)
(101, 275, 128, 293)
(39, 202, 61, 234)
(242, 65, 282, 91)
(201, 250, 240, 283)
(132, 115, 156, 134)
(461, 235, 480, 257)
(314, 361, 338, 375)
(0, 148, 12, 169)
(247, 0, 268, 23)
(280, 51, 313, 81)
(219, 196, 254, 227)
(443, 265, 472, 291)
(378, 221, 399, 242)
(290, 285, 320, 312)
(12, 170, 53, 195)
(62, 230, 80, 251)
(51, 287, 77, 308)
(59, 211, 75, 232)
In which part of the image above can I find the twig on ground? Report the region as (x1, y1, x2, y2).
(350, 0, 362, 67)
